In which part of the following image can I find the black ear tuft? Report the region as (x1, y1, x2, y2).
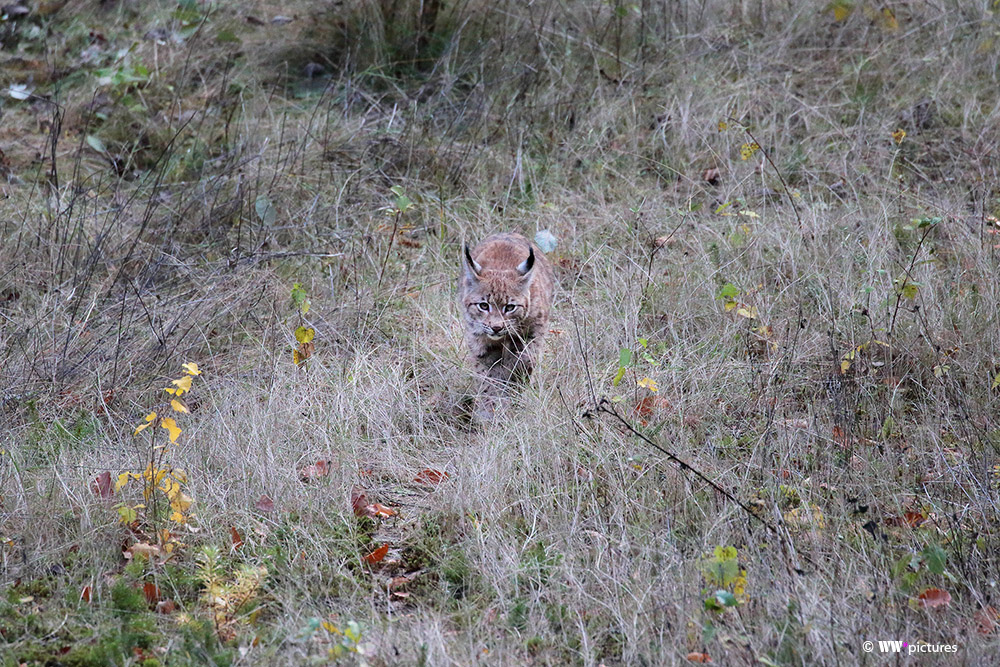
(517, 246, 535, 276)
(464, 244, 482, 276)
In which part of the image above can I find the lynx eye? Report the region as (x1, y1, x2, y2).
(503, 304, 517, 314)
(477, 302, 490, 312)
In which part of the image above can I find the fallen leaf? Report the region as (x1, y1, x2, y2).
(370, 503, 397, 518)
(299, 459, 332, 482)
(156, 599, 177, 614)
(364, 543, 389, 565)
(255, 494, 275, 512)
(351, 486, 370, 516)
(389, 574, 416, 589)
(80, 585, 91, 603)
(975, 606, 999, 634)
(143, 582, 160, 605)
(918, 588, 951, 609)
(686, 652, 712, 663)
(885, 512, 925, 528)
(92, 471, 114, 499)
(414, 469, 449, 485)
(126, 542, 163, 561)
(230, 526, 244, 549)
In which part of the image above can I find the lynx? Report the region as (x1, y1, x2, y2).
(459, 233, 555, 416)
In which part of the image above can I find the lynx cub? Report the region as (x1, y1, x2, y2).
(460, 233, 555, 407)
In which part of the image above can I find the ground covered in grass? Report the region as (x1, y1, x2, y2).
(2, 1, 1000, 664)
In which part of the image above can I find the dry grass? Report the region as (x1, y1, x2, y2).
(2, 0, 1000, 664)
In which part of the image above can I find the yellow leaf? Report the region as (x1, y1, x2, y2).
(992, 373, 1000, 390)
(181, 362, 201, 376)
(841, 359, 851, 374)
(832, 1, 853, 21)
(169, 511, 187, 523)
(717, 120, 728, 131)
(171, 492, 193, 513)
(723, 301, 737, 312)
(169, 375, 193, 396)
(160, 418, 182, 443)
(736, 306, 757, 319)
(881, 8, 898, 31)
(134, 412, 157, 435)
(293, 349, 305, 365)
(115, 473, 130, 492)
(295, 326, 315, 344)
(170, 399, 189, 414)
(637, 377, 659, 393)
(892, 128, 906, 144)
(739, 142, 760, 160)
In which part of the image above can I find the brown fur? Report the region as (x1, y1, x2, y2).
(459, 233, 555, 416)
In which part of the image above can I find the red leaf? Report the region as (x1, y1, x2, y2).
(918, 588, 951, 608)
(686, 652, 712, 663)
(414, 469, 449, 485)
(255, 494, 275, 512)
(230, 526, 244, 549)
(156, 599, 176, 614)
(364, 543, 389, 565)
(143, 582, 160, 605)
(91, 471, 114, 499)
(351, 486, 370, 517)
(80, 585, 91, 603)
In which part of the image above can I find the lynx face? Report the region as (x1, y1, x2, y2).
(462, 248, 535, 342)
(459, 233, 555, 390)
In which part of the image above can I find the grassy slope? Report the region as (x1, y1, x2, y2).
(2, 0, 999, 664)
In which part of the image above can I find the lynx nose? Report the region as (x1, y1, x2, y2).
(489, 324, 503, 335)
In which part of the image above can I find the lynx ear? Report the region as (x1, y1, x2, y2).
(463, 244, 482, 279)
(516, 246, 535, 276)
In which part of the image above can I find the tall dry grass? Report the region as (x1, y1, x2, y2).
(1, 0, 999, 664)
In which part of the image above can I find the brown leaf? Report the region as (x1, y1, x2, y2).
(299, 459, 332, 482)
(351, 486, 370, 517)
(414, 468, 449, 485)
(389, 574, 416, 590)
(363, 543, 389, 565)
(143, 582, 160, 605)
(79, 585, 91, 603)
(918, 588, 951, 608)
(974, 606, 999, 635)
(91, 471, 114, 499)
(230, 526, 244, 549)
(370, 503, 397, 518)
(156, 599, 177, 614)
(884, 512, 925, 528)
(686, 652, 712, 663)
(255, 494, 275, 512)
(126, 542, 163, 561)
